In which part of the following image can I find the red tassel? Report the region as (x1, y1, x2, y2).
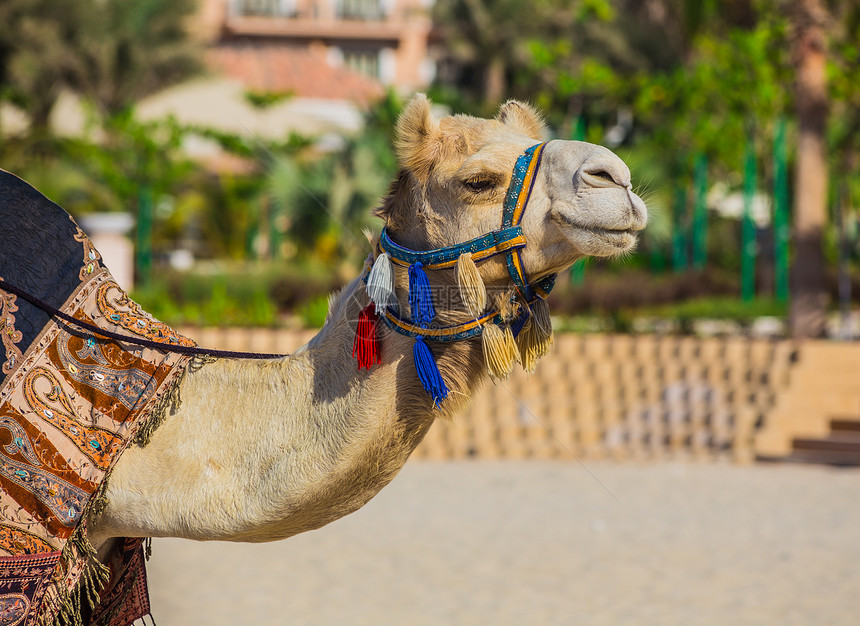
(353, 304, 381, 369)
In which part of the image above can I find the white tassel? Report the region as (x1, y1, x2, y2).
(366, 253, 397, 313)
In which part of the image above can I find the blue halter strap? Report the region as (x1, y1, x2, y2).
(375, 141, 557, 342)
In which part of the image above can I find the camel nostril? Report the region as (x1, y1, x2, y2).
(591, 170, 615, 184)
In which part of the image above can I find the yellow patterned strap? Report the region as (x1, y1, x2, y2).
(502, 142, 548, 301)
(381, 308, 499, 341)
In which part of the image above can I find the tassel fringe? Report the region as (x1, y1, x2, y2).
(482, 324, 519, 379)
(456, 252, 487, 318)
(40, 515, 112, 626)
(413, 337, 448, 406)
(516, 319, 553, 373)
(353, 304, 381, 369)
(408, 262, 435, 326)
(366, 252, 397, 313)
(516, 300, 554, 373)
(531, 298, 552, 336)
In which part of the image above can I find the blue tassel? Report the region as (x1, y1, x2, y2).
(413, 337, 449, 406)
(408, 262, 435, 327)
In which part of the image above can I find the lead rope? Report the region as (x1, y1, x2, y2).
(0, 279, 287, 360)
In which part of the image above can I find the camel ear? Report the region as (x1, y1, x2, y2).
(395, 93, 442, 181)
(497, 100, 547, 140)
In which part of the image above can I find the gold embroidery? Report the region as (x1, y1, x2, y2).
(22, 367, 125, 469)
(0, 279, 24, 376)
(96, 281, 195, 347)
(72, 228, 102, 281)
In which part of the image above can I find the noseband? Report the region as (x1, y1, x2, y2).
(357, 141, 557, 405)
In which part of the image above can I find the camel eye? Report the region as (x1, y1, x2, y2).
(464, 178, 495, 193)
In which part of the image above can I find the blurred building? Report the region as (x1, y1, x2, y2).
(134, 0, 435, 169)
(1, 0, 435, 164)
(195, 0, 435, 93)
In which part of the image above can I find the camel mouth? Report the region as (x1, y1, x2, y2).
(553, 213, 641, 252)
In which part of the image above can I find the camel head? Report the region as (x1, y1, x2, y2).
(376, 94, 648, 286)
(362, 94, 648, 402)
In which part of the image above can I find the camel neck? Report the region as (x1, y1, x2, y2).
(305, 271, 488, 423)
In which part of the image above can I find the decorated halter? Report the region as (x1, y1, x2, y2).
(352, 141, 557, 406)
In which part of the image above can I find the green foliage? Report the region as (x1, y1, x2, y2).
(0, 0, 201, 129)
(131, 269, 280, 328)
(297, 295, 331, 329)
(259, 90, 401, 265)
(243, 89, 295, 109)
(637, 296, 787, 322)
(555, 296, 787, 335)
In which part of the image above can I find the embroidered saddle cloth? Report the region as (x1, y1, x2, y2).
(0, 170, 194, 625)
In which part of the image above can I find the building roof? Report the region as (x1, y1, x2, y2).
(207, 42, 385, 105)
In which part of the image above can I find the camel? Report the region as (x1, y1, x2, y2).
(88, 94, 647, 555)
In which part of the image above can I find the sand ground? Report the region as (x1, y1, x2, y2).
(145, 460, 860, 625)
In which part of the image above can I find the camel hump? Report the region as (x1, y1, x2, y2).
(0, 169, 94, 367)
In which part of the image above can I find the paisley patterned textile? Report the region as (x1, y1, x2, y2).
(0, 170, 193, 625)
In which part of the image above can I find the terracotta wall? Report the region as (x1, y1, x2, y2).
(173, 327, 836, 463)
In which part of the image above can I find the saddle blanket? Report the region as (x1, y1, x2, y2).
(0, 170, 194, 625)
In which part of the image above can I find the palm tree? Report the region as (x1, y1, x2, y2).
(0, 0, 201, 133)
(68, 0, 202, 118)
(0, 0, 82, 132)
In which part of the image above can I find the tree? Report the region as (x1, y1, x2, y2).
(68, 0, 201, 118)
(432, 0, 606, 109)
(0, 0, 201, 132)
(789, 0, 830, 337)
(0, 0, 84, 132)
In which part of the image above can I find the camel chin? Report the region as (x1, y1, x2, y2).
(561, 225, 640, 258)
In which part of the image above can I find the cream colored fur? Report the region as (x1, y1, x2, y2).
(88, 96, 647, 552)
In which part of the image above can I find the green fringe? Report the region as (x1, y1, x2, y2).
(40, 526, 111, 626)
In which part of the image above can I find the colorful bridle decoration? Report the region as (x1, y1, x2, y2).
(353, 141, 557, 406)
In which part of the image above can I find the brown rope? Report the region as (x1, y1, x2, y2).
(0, 279, 287, 360)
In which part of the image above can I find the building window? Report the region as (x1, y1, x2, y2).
(342, 48, 380, 78)
(235, 0, 297, 17)
(337, 0, 383, 20)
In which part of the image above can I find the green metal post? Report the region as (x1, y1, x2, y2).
(570, 258, 587, 286)
(268, 200, 280, 260)
(651, 247, 667, 273)
(692, 154, 708, 269)
(136, 186, 153, 284)
(569, 115, 587, 284)
(672, 186, 688, 272)
(772, 118, 790, 302)
(741, 139, 757, 301)
(571, 115, 586, 142)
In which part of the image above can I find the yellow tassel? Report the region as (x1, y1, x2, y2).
(531, 298, 552, 336)
(457, 252, 486, 318)
(517, 300, 554, 373)
(517, 320, 554, 373)
(482, 324, 519, 379)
